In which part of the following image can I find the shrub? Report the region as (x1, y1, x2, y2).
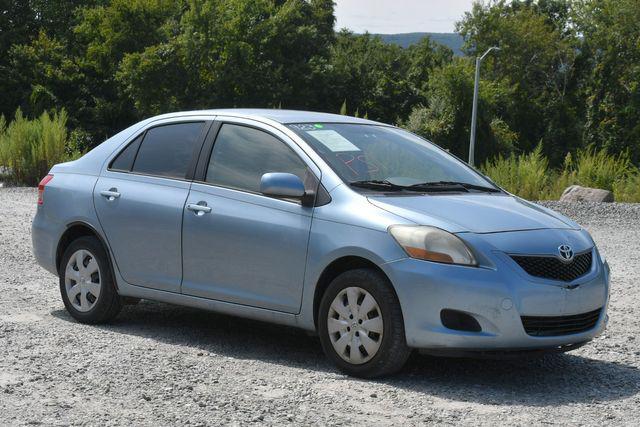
(481, 145, 550, 200)
(481, 146, 640, 202)
(571, 147, 632, 191)
(0, 109, 78, 186)
(613, 172, 640, 203)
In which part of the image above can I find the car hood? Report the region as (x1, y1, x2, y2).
(367, 194, 580, 234)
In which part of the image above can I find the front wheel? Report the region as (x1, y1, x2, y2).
(318, 269, 411, 378)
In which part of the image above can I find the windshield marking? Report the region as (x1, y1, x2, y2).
(288, 123, 498, 193)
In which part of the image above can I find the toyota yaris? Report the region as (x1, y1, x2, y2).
(32, 109, 610, 377)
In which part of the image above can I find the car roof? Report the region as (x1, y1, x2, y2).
(150, 108, 386, 126)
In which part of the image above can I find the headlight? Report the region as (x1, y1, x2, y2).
(389, 225, 477, 266)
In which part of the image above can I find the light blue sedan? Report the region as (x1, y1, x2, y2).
(32, 109, 609, 377)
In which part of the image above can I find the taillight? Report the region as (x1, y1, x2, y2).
(37, 174, 54, 205)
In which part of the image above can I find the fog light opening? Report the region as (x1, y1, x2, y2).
(440, 309, 482, 333)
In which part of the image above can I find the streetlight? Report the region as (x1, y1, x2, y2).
(468, 46, 500, 167)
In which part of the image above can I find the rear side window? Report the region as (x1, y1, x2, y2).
(110, 134, 143, 172)
(206, 124, 308, 193)
(132, 122, 204, 179)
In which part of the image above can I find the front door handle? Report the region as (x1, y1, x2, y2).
(186, 202, 212, 216)
(100, 188, 120, 201)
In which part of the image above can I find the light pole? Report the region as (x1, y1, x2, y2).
(468, 46, 500, 167)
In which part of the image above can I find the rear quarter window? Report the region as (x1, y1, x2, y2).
(131, 122, 205, 179)
(110, 134, 143, 172)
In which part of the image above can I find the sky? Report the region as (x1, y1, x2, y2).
(334, 0, 475, 34)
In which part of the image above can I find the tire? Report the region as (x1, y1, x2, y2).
(318, 268, 411, 378)
(59, 236, 122, 324)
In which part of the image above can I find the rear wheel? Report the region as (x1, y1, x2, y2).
(59, 236, 122, 323)
(318, 268, 411, 378)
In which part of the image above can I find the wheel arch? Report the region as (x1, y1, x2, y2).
(56, 222, 114, 282)
(312, 255, 399, 329)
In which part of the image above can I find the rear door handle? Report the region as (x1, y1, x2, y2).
(100, 188, 120, 201)
(186, 202, 212, 216)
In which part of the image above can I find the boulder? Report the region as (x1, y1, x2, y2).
(560, 185, 614, 202)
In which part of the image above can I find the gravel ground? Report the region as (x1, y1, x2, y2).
(1, 187, 639, 426)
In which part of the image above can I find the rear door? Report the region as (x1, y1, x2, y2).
(94, 119, 211, 292)
(181, 118, 319, 313)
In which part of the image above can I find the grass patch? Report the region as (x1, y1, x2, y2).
(0, 109, 79, 186)
(482, 146, 640, 202)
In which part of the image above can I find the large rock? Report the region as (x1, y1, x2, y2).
(560, 185, 614, 202)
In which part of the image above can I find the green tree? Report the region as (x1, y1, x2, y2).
(404, 58, 517, 163)
(456, 0, 583, 165)
(118, 0, 335, 116)
(326, 31, 417, 123)
(577, 0, 640, 162)
(0, 0, 101, 118)
(405, 36, 453, 98)
(4, 0, 638, 171)
(4, 33, 87, 127)
(72, 0, 182, 140)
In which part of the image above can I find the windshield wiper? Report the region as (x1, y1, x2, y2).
(350, 179, 501, 193)
(349, 180, 406, 191)
(407, 181, 501, 193)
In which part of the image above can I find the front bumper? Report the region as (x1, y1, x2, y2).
(419, 340, 590, 359)
(382, 248, 609, 351)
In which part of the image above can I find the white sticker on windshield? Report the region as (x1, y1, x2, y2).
(307, 130, 360, 152)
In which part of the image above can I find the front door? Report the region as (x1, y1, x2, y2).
(181, 121, 316, 313)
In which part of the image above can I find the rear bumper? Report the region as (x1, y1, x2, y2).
(32, 207, 59, 275)
(382, 252, 609, 351)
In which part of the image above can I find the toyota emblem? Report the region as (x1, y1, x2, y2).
(558, 245, 574, 262)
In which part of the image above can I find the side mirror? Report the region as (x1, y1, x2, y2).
(260, 172, 306, 199)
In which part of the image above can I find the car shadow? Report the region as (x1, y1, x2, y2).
(51, 301, 640, 406)
(391, 352, 639, 406)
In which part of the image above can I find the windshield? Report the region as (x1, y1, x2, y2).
(288, 123, 496, 190)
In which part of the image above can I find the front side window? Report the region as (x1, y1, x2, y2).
(288, 123, 495, 190)
(131, 122, 204, 179)
(206, 124, 308, 193)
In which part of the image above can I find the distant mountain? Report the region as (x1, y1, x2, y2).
(375, 32, 465, 56)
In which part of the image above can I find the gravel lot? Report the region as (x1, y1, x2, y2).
(1, 187, 639, 426)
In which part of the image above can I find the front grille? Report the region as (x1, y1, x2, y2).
(521, 308, 602, 337)
(511, 250, 592, 282)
